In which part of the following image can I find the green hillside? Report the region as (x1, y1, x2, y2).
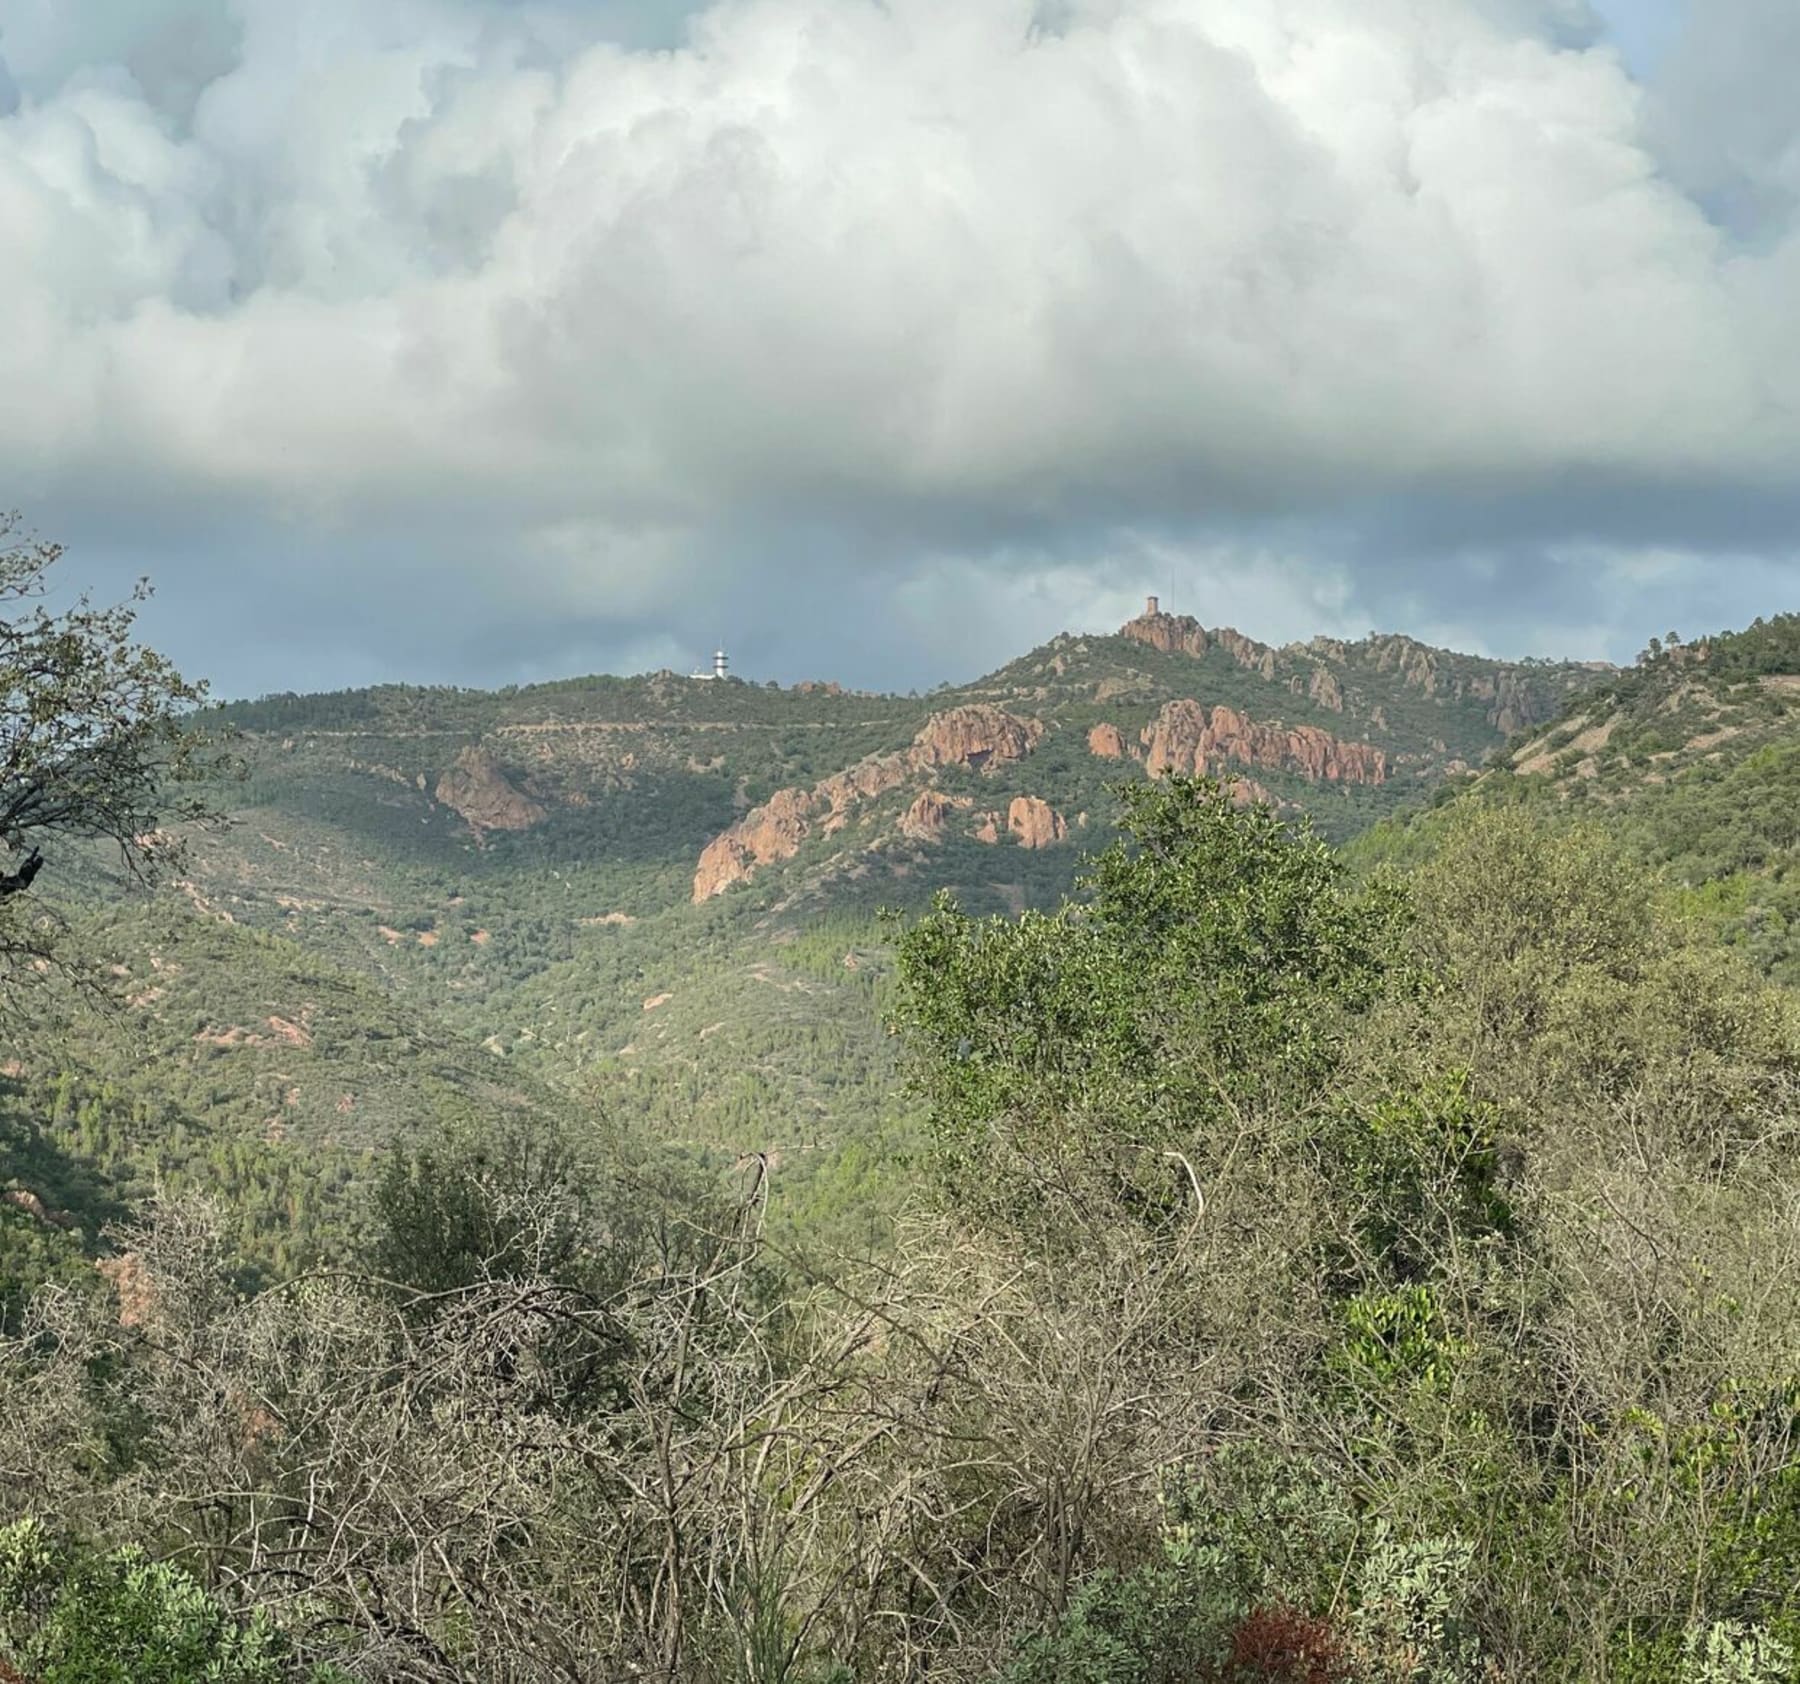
(12, 771, 1800, 1684)
(178, 611, 1600, 1147)
(2, 891, 583, 1290)
(1359, 614, 1800, 980)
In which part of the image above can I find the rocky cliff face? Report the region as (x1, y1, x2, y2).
(900, 789, 972, 840)
(693, 704, 1045, 899)
(691, 682, 1377, 899)
(910, 704, 1045, 769)
(1125, 614, 1602, 737)
(1142, 700, 1387, 786)
(1308, 667, 1345, 712)
(1122, 608, 1212, 659)
(814, 755, 912, 829)
(1478, 671, 1562, 736)
(692, 788, 815, 901)
(1355, 634, 1592, 733)
(435, 747, 548, 834)
(1365, 634, 1443, 695)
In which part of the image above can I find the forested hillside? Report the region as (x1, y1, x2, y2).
(8, 775, 1800, 1683)
(1, 597, 1607, 1281)
(1358, 613, 1800, 981)
(19, 566, 1800, 1682)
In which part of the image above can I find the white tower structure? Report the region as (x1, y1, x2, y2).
(713, 648, 729, 681)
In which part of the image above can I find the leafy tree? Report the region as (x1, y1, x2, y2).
(891, 776, 1412, 1231)
(0, 513, 224, 991)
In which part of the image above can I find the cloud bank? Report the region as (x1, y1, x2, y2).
(1, 0, 1795, 694)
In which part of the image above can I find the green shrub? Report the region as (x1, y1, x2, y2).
(1351, 1523, 1482, 1684)
(0, 1519, 343, 1683)
(1681, 1620, 1795, 1684)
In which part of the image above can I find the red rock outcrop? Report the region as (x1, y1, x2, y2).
(1142, 700, 1387, 786)
(910, 705, 1044, 770)
(1087, 722, 1131, 760)
(693, 705, 1045, 898)
(901, 790, 972, 840)
(1221, 629, 1279, 680)
(693, 786, 816, 901)
(1143, 700, 1203, 778)
(1123, 609, 1212, 658)
(1367, 634, 1443, 695)
(692, 836, 753, 903)
(1308, 667, 1344, 712)
(816, 754, 911, 831)
(1007, 796, 1067, 848)
(973, 813, 1002, 845)
(1121, 609, 1279, 677)
(435, 746, 547, 834)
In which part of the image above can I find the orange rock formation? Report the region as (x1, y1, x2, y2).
(1121, 608, 1278, 678)
(1007, 796, 1067, 848)
(1142, 700, 1386, 786)
(901, 790, 973, 840)
(910, 704, 1045, 769)
(693, 705, 1045, 899)
(1087, 722, 1131, 759)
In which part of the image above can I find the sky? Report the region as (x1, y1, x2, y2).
(2, 0, 1797, 700)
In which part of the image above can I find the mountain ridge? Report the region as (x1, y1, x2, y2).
(208, 602, 1606, 905)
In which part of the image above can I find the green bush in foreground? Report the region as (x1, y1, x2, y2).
(0, 1520, 342, 1684)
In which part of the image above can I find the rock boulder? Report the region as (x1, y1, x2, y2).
(435, 747, 548, 834)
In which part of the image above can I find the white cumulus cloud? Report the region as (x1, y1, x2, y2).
(0, 0, 1795, 693)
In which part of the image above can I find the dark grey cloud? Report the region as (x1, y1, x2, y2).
(2, 0, 1796, 700)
